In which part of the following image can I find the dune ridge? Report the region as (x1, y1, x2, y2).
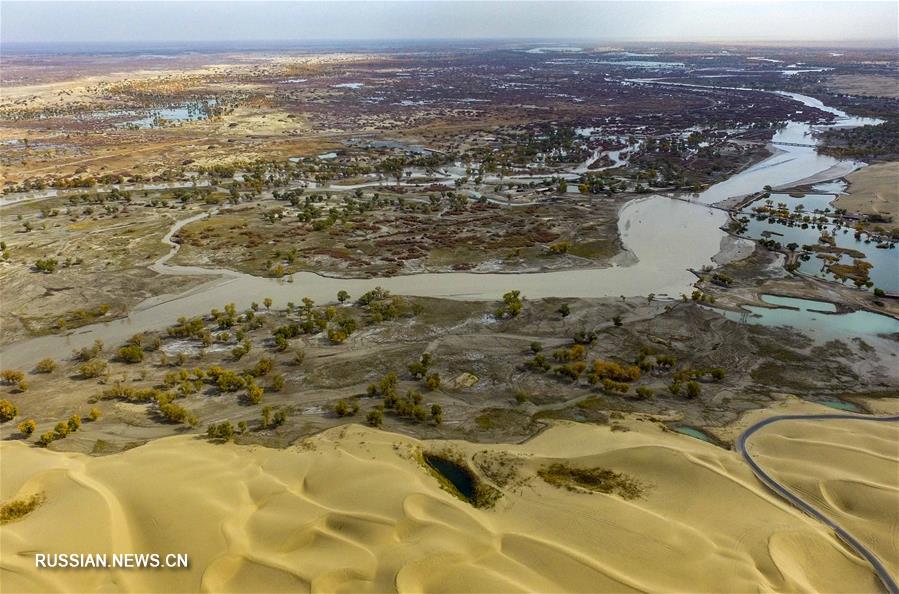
(746, 417, 899, 581)
(0, 419, 883, 593)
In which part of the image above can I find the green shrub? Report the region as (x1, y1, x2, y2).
(334, 399, 359, 417)
(34, 258, 58, 273)
(116, 344, 144, 363)
(366, 408, 384, 427)
(635, 387, 654, 399)
(206, 421, 234, 441)
(686, 381, 701, 399)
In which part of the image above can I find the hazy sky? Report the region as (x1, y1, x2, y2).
(2, 1, 896, 44)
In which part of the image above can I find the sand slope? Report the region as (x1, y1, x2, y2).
(836, 161, 899, 221)
(0, 420, 882, 593)
(747, 417, 899, 580)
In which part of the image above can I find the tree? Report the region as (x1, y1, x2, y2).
(366, 408, 384, 427)
(17, 419, 36, 436)
(337, 290, 350, 303)
(274, 335, 289, 352)
(431, 404, 443, 425)
(246, 384, 264, 405)
(67, 415, 81, 432)
(54, 421, 70, 438)
(38, 431, 57, 447)
(425, 372, 441, 391)
(89, 407, 102, 421)
(497, 290, 522, 318)
(558, 303, 570, 318)
(381, 156, 406, 187)
(408, 353, 432, 378)
(263, 297, 273, 310)
(327, 328, 348, 344)
(117, 344, 143, 363)
(250, 357, 274, 377)
(261, 406, 272, 428)
(334, 399, 359, 417)
(269, 374, 285, 392)
(207, 421, 235, 442)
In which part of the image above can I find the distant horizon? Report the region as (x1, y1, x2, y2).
(2, 1, 896, 46)
(2, 37, 896, 54)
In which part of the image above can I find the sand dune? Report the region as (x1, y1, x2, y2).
(836, 161, 899, 221)
(0, 419, 883, 593)
(746, 417, 899, 580)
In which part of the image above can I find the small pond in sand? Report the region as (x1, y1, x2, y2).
(672, 426, 716, 443)
(821, 400, 863, 412)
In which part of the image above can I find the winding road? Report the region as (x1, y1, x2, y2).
(737, 413, 899, 594)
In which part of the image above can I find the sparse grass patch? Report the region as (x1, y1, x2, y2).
(1, 493, 44, 524)
(538, 463, 646, 499)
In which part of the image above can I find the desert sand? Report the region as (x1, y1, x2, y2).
(0, 417, 883, 593)
(746, 416, 899, 580)
(836, 161, 899, 221)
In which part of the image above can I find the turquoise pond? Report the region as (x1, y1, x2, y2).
(738, 193, 898, 292)
(672, 426, 715, 442)
(821, 400, 863, 412)
(715, 295, 899, 339)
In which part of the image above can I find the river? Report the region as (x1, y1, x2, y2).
(0, 88, 886, 369)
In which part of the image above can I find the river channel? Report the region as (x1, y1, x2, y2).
(0, 88, 888, 369)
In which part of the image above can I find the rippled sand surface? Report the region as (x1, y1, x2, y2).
(747, 417, 899, 580)
(0, 420, 881, 593)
